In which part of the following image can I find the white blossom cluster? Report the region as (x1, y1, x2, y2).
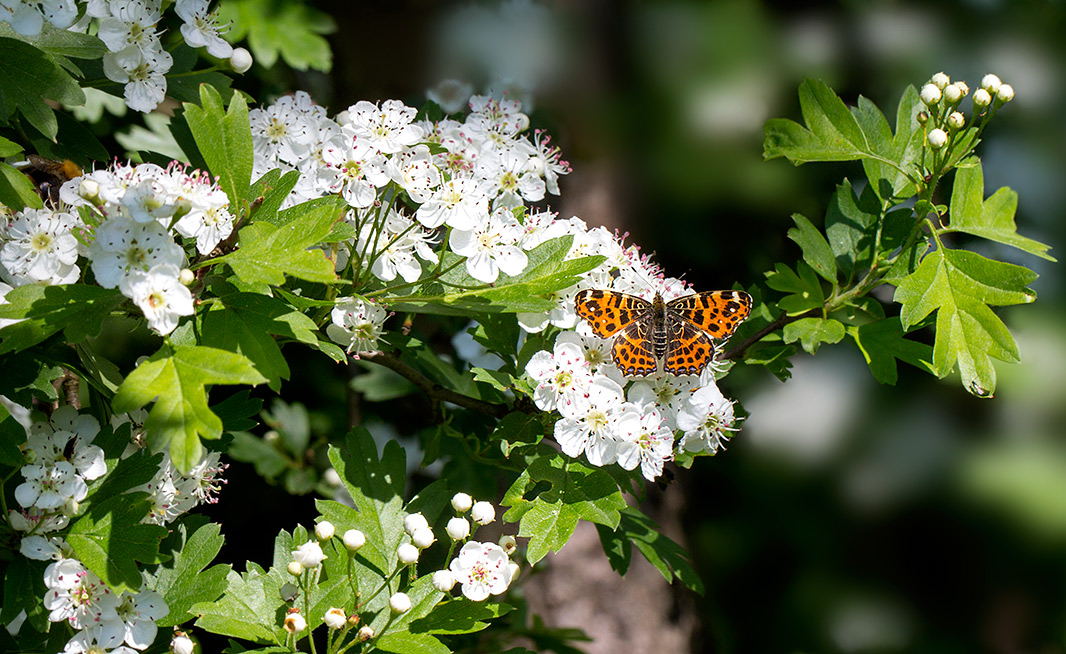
(10, 405, 226, 653)
(0, 0, 234, 113)
(0, 160, 235, 335)
(918, 71, 1014, 151)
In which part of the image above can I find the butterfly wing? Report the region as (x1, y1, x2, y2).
(663, 315, 715, 376)
(612, 319, 659, 376)
(666, 290, 752, 339)
(574, 289, 651, 339)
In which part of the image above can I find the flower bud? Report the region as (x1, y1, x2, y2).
(357, 626, 374, 642)
(981, 73, 1002, 93)
(62, 498, 80, 517)
(315, 521, 335, 541)
(230, 47, 253, 74)
(404, 512, 429, 536)
(287, 561, 303, 576)
(446, 517, 470, 541)
(996, 84, 1014, 103)
(943, 83, 963, 104)
(928, 128, 948, 149)
(507, 562, 520, 584)
(171, 632, 194, 654)
(920, 83, 941, 106)
(292, 541, 326, 568)
(323, 467, 341, 486)
(284, 610, 307, 633)
(955, 81, 969, 97)
(947, 111, 965, 130)
(178, 268, 195, 286)
(513, 113, 530, 133)
(412, 526, 436, 549)
(973, 88, 992, 108)
(389, 592, 412, 614)
(347, 614, 360, 626)
(451, 492, 473, 513)
(324, 607, 346, 629)
(397, 542, 419, 565)
(916, 111, 929, 125)
(432, 570, 456, 592)
(930, 72, 950, 89)
(343, 529, 366, 551)
(498, 535, 517, 555)
(79, 178, 100, 202)
(471, 501, 495, 525)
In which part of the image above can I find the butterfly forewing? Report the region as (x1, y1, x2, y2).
(574, 289, 651, 339)
(612, 320, 659, 376)
(666, 290, 752, 339)
(663, 317, 715, 376)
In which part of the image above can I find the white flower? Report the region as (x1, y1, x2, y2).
(320, 135, 389, 208)
(115, 589, 168, 649)
(19, 535, 67, 561)
(122, 263, 195, 335)
(284, 611, 306, 633)
(397, 543, 420, 564)
(389, 592, 412, 614)
(448, 541, 512, 601)
(343, 529, 366, 551)
(357, 626, 374, 641)
(343, 100, 424, 154)
(524, 339, 593, 413)
(615, 407, 674, 481)
(315, 521, 335, 540)
(102, 44, 173, 113)
(449, 207, 528, 283)
(478, 148, 545, 209)
(626, 373, 700, 431)
(98, 0, 162, 55)
(498, 535, 517, 555)
(175, 0, 233, 58)
(250, 98, 313, 166)
(171, 632, 195, 654)
(451, 492, 473, 513)
(43, 558, 121, 629)
(676, 382, 737, 454)
(356, 210, 437, 284)
(432, 569, 456, 592)
(291, 541, 327, 568)
(529, 129, 570, 195)
(89, 218, 185, 289)
(555, 330, 625, 386)
(326, 297, 387, 356)
(412, 526, 436, 549)
(554, 375, 636, 467)
(16, 462, 85, 510)
(470, 501, 495, 525)
(323, 607, 346, 630)
(120, 178, 175, 224)
(0, 0, 77, 36)
(386, 145, 442, 203)
(0, 209, 80, 287)
(404, 512, 430, 535)
(415, 177, 489, 230)
(446, 517, 470, 541)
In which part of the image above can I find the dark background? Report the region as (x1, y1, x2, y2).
(195, 1, 1066, 652)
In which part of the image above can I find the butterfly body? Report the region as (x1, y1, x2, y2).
(575, 288, 752, 377)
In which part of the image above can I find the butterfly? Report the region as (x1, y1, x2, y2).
(574, 288, 752, 377)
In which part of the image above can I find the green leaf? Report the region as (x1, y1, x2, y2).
(602, 507, 704, 594)
(0, 161, 44, 210)
(852, 87, 923, 201)
(491, 412, 544, 457)
(191, 568, 282, 644)
(67, 494, 167, 594)
(222, 202, 340, 285)
(112, 345, 267, 473)
(782, 317, 845, 354)
(788, 213, 837, 283)
(894, 244, 1037, 396)
(0, 349, 63, 405)
(848, 317, 934, 385)
(390, 236, 604, 315)
(502, 455, 626, 564)
(376, 631, 451, 654)
(149, 522, 231, 627)
(0, 36, 84, 139)
(182, 84, 253, 208)
(824, 180, 882, 283)
(764, 261, 824, 315)
(763, 78, 869, 164)
(409, 600, 513, 635)
(219, 0, 336, 71)
(944, 159, 1054, 261)
(0, 134, 23, 157)
(0, 284, 125, 354)
(245, 168, 302, 223)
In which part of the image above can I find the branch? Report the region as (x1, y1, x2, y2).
(361, 350, 510, 420)
(719, 309, 817, 362)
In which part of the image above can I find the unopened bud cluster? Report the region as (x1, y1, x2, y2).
(918, 71, 1013, 157)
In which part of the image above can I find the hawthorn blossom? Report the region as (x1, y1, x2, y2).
(0, 0, 77, 35)
(676, 382, 737, 454)
(356, 210, 437, 283)
(615, 407, 674, 481)
(175, 0, 233, 58)
(448, 541, 513, 601)
(97, 0, 163, 55)
(524, 338, 593, 413)
(113, 590, 168, 649)
(249, 95, 315, 167)
(0, 209, 81, 286)
(326, 297, 387, 356)
(320, 135, 390, 209)
(89, 218, 185, 289)
(122, 263, 195, 335)
(102, 46, 173, 113)
(449, 207, 528, 283)
(43, 558, 121, 629)
(292, 541, 327, 568)
(386, 145, 442, 203)
(478, 148, 545, 209)
(554, 375, 635, 467)
(626, 373, 700, 431)
(415, 176, 489, 230)
(342, 100, 424, 154)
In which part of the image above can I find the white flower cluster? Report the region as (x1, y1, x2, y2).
(10, 405, 223, 653)
(919, 71, 1014, 151)
(0, 0, 234, 113)
(248, 92, 571, 285)
(0, 160, 235, 335)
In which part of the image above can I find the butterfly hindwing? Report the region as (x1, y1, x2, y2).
(667, 290, 752, 339)
(663, 316, 715, 376)
(574, 289, 651, 339)
(611, 320, 659, 376)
